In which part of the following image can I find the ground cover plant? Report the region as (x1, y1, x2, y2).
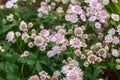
(0, 0, 120, 80)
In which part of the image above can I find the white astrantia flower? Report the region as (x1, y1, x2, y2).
(111, 14, 120, 21)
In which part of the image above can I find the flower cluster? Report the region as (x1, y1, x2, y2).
(1, 0, 120, 79)
(61, 58, 83, 80)
(5, 0, 17, 8)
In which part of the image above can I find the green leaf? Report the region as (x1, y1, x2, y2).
(36, 61, 42, 72)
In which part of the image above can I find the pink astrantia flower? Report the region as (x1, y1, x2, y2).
(88, 16, 97, 22)
(75, 49, 81, 56)
(108, 28, 115, 35)
(40, 29, 49, 37)
(70, 38, 82, 48)
(34, 36, 44, 46)
(112, 49, 119, 57)
(112, 36, 119, 45)
(6, 31, 14, 42)
(71, 5, 82, 14)
(38, 5, 50, 14)
(28, 75, 39, 80)
(5, 1, 13, 8)
(89, 0, 98, 9)
(47, 50, 55, 57)
(54, 33, 65, 44)
(95, 22, 101, 29)
(99, 10, 108, 19)
(40, 74, 47, 80)
(98, 49, 106, 58)
(65, 14, 78, 23)
(52, 46, 61, 55)
(19, 21, 27, 32)
(74, 27, 83, 36)
(88, 54, 97, 63)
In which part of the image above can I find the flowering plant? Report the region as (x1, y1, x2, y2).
(0, 0, 120, 80)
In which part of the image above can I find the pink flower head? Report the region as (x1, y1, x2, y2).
(70, 38, 82, 48)
(19, 21, 27, 32)
(38, 5, 50, 14)
(6, 31, 14, 42)
(34, 36, 44, 46)
(40, 74, 46, 80)
(54, 33, 65, 44)
(88, 16, 97, 22)
(67, 70, 78, 80)
(65, 14, 78, 23)
(71, 5, 82, 14)
(47, 50, 55, 57)
(40, 29, 49, 37)
(49, 35, 56, 42)
(98, 49, 106, 57)
(5, 1, 13, 8)
(88, 54, 97, 63)
(52, 46, 61, 55)
(74, 27, 83, 36)
(112, 49, 119, 57)
(89, 0, 98, 9)
(29, 75, 39, 80)
(75, 49, 81, 56)
(99, 10, 108, 19)
(95, 22, 101, 29)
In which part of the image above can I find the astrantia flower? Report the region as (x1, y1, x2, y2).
(6, 31, 14, 42)
(112, 36, 119, 45)
(39, 71, 48, 80)
(52, 46, 61, 55)
(98, 48, 106, 58)
(74, 27, 83, 36)
(95, 22, 101, 29)
(47, 50, 55, 57)
(61, 59, 83, 80)
(108, 28, 115, 35)
(5, 1, 13, 8)
(61, 45, 67, 51)
(112, 49, 119, 57)
(88, 54, 97, 64)
(40, 29, 49, 37)
(20, 51, 29, 57)
(28, 42, 34, 48)
(38, 5, 51, 14)
(105, 34, 113, 43)
(54, 33, 65, 44)
(65, 14, 78, 23)
(89, 0, 98, 9)
(99, 10, 108, 19)
(71, 5, 82, 14)
(70, 38, 82, 48)
(75, 49, 81, 56)
(111, 14, 120, 21)
(88, 16, 97, 22)
(67, 70, 78, 80)
(19, 21, 27, 32)
(40, 74, 46, 80)
(22, 33, 30, 41)
(34, 36, 44, 46)
(28, 75, 39, 80)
